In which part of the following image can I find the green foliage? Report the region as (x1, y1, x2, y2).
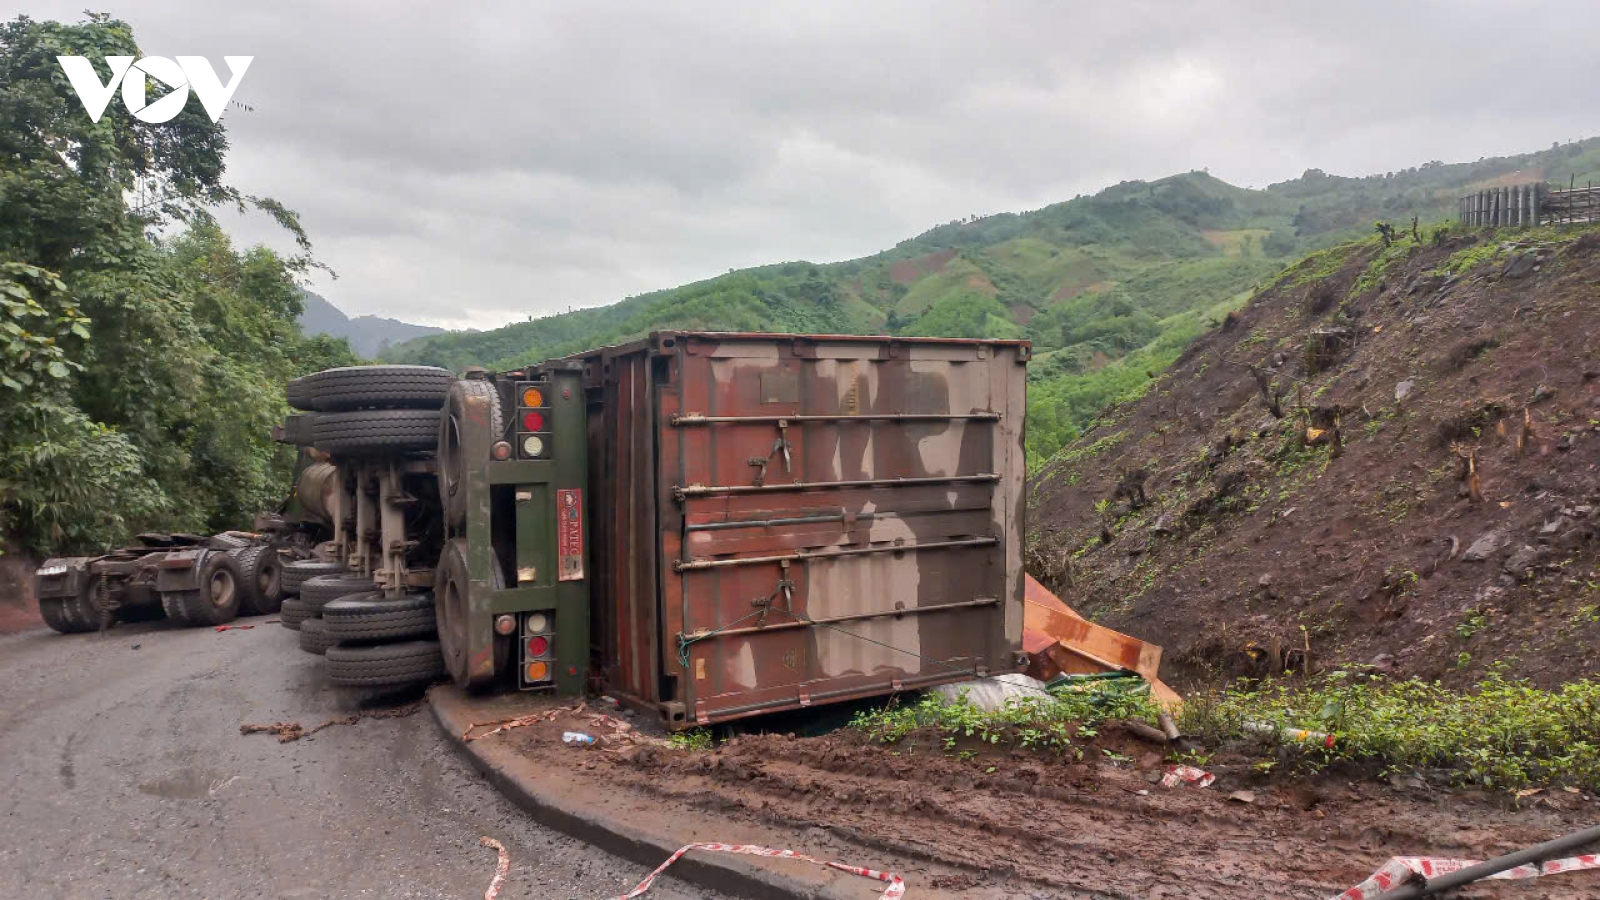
(1430, 236, 1506, 276)
(851, 681, 1158, 757)
(0, 12, 355, 555)
(0, 400, 164, 549)
(668, 728, 713, 751)
(1347, 238, 1417, 299)
(0, 263, 87, 392)
(904, 292, 1021, 340)
(1182, 671, 1600, 791)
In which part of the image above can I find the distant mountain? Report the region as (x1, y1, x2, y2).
(297, 291, 443, 358)
(383, 138, 1600, 466)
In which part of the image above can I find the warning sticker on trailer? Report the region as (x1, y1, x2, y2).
(557, 488, 584, 581)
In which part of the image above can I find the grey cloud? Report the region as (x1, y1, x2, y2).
(18, 0, 1600, 327)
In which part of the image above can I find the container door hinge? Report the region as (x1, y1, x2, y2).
(747, 419, 792, 487)
(749, 560, 794, 627)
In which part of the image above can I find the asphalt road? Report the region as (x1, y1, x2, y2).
(0, 615, 724, 900)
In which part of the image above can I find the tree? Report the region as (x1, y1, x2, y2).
(0, 13, 354, 554)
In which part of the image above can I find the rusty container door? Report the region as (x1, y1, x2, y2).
(646, 332, 1028, 728)
(579, 346, 664, 708)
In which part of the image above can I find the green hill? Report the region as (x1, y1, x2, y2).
(385, 139, 1600, 467)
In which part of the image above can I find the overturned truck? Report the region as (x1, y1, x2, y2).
(279, 332, 1031, 728)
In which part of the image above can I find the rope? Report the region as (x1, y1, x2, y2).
(675, 607, 768, 670)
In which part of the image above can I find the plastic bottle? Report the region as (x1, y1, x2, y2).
(562, 731, 596, 746)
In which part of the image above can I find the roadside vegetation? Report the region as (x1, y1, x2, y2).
(852, 680, 1160, 760)
(851, 670, 1600, 794)
(0, 13, 356, 556)
(1183, 670, 1600, 792)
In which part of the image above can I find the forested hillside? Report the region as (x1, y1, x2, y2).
(387, 141, 1600, 466)
(0, 14, 357, 556)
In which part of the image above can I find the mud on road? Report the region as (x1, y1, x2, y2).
(500, 701, 1600, 899)
(0, 619, 723, 900)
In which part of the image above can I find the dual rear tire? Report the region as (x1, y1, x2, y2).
(161, 552, 245, 627)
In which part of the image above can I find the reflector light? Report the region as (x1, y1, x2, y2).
(520, 387, 544, 408)
(522, 410, 545, 432)
(525, 612, 549, 634)
(491, 441, 512, 461)
(525, 661, 549, 681)
(526, 635, 549, 657)
(522, 435, 544, 457)
(494, 614, 516, 635)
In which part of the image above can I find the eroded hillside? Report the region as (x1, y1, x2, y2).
(1027, 224, 1600, 689)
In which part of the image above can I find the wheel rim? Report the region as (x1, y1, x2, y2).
(209, 569, 237, 608)
(259, 561, 280, 597)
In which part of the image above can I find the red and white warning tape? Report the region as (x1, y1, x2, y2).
(480, 837, 511, 900)
(1160, 764, 1216, 788)
(479, 836, 906, 900)
(1331, 852, 1600, 900)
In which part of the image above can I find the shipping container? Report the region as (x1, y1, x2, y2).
(566, 332, 1030, 728)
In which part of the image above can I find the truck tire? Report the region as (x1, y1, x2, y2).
(230, 545, 285, 615)
(324, 592, 436, 644)
(279, 597, 313, 630)
(326, 640, 445, 688)
(172, 552, 245, 627)
(282, 559, 345, 595)
(312, 409, 440, 457)
(283, 413, 316, 446)
(160, 587, 190, 624)
(286, 373, 318, 412)
(435, 539, 509, 688)
(298, 617, 333, 655)
(303, 365, 453, 412)
(39, 597, 92, 634)
(299, 574, 377, 612)
(438, 379, 504, 527)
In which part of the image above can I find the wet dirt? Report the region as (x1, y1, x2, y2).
(502, 700, 1600, 899)
(1027, 229, 1600, 690)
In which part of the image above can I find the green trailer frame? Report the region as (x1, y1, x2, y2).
(457, 365, 591, 696)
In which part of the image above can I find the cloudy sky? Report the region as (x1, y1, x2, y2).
(20, 1, 1600, 329)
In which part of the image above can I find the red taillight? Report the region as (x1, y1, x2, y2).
(523, 410, 545, 432)
(526, 636, 549, 657)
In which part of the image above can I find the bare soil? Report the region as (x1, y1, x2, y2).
(0, 544, 40, 635)
(1028, 227, 1600, 689)
(499, 699, 1600, 899)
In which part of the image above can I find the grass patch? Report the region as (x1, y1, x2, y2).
(1430, 237, 1505, 276)
(1347, 240, 1413, 299)
(669, 728, 714, 751)
(852, 680, 1158, 758)
(1182, 671, 1600, 791)
(1277, 240, 1365, 287)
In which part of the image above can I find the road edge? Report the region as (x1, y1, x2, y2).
(428, 686, 841, 900)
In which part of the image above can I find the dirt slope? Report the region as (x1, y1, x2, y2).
(1027, 226, 1600, 688)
